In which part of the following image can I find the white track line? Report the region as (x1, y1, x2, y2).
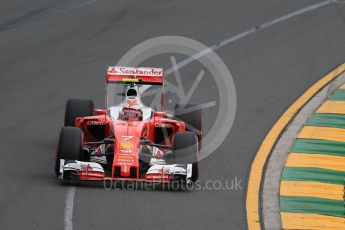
(64, 186, 76, 230)
(164, 0, 333, 75)
(64, 1, 333, 229)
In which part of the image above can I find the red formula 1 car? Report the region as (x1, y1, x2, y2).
(55, 66, 202, 185)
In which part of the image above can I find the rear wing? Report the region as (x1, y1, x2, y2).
(106, 66, 164, 85)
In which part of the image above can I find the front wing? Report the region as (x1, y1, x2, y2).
(58, 159, 193, 184)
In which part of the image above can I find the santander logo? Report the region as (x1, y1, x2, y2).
(107, 66, 163, 77)
(108, 67, 118, 74)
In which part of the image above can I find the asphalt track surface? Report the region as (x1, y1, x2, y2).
(1, 0, 345, 229)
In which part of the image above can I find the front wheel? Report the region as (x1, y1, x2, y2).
(55, 127, 83, 176)
(171, 131, 199, 182)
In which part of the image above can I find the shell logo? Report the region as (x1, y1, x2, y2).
(120, 141, 134, 149)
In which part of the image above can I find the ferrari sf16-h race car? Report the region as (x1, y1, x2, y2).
(55, 66, 202, 186)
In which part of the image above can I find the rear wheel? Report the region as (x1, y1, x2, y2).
(64, 99, 94, 127)
(171, 131, 199, 182)
(55, 127, 83, 176)
(174, 104, 202, 143)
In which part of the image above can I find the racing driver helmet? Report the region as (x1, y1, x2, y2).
(125, 84, 141, 107)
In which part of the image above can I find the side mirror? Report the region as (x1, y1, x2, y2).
(103, 138, 114, 144)
(165, 150, 173, 157)
(139, 139, 150, 145)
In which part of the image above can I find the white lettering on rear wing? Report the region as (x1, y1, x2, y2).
(107, 66, 163, 77)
